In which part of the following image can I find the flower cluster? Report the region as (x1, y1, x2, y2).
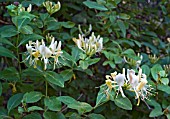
(20, 4, 32, 12)
(73, 32, 103, 56)
(26, 36, 62, 70)
(105, 68, 153, 106)
(43, 1, 61, 15)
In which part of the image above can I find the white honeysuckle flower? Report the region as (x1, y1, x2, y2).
(25, 35, 62, 70)
(136, 53, 143, 68)
(73, 31, 103, 56)
(27, 4, 32, 12)
(115, 73, 126, 97)
(127, 69, 139, 88)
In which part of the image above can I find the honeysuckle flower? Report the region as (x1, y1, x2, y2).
(25, 35, 62, 70)
(136, 53, 143, 68)
(43, 1, 61, 15)
(136, 74, 148, 106)
(20, 4, 32, 12)
(73, 32, 103, 56)
(105, 68, 126, 98)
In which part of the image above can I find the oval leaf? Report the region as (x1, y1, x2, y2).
(23, 91, 42, 103)
(45, 71, 64, 88)
(114, 96, 132, 110)
(7, 93, 24, 113)
(44, 96, 62, 111)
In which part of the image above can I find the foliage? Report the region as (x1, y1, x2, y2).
(0, 0, 170, 118)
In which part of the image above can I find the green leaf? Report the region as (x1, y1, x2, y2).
(117, 20, 126, 38)
(12, 16, 31, 31)
(122, 49, 139, 60)
(87, 58, 100, 65)
(68, 102, 93, 114)
(23, 112, 42, 119)
(79, 60, 89, 70)
(19, 34, 44, 46)
(7, 93, 24, 114)
(0, 25, 19, 38)
(44, 96, 62, 111)
(157, 84, 170, 95)
(45, 71, 64, 88)
(43, 112, 65, 119)
(21, 67, 44, 78)
(31, 0, 45, 6)
(0, 82, 2, 96)
(0, 46, 17, 59)
(114, 96, 132, 110)
(0, 107, 8, 118)
(118, 13, 130, 20)
(161, 78, 169, 85)
(83, 0, 108, 11)
(58, 96, 93, 114)
(23, 91, 43, 103)
(60, 69, 73, 81)
(103, 60, 115, 69)
(151, 64, 163, 81)
(147, 100, 163, 117)
(88, 113, 105, 119)
(71, 47, 82, 61)
(57, 96, 77, 105)
(27, 106, 43, 112)
(0, 67, 20, 81)
(20, 25, 33, 34)
(61, 21, 75, 28)
(0, 38, 14, 46)
(141, 65, 150, 76)
(95, 85, 109, 108)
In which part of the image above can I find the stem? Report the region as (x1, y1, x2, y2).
(16, 34, 22, 80)
(45, 80, 48, 97)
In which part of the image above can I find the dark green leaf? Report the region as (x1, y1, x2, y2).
(0, 25, 19, 38)
(27, 106, 43, 112)
(60, 69, 73, 81)
(83, 1, 108, 11)
(20, 25, 33, 34)
(118, 13, 130, 20)
(114, 96, 132, 110)
(0, 38, 14, 46)
(31, 0, 45, 6)
(57, 96, 77, 105)
(62, 21, 75, 28)
(68, 102, 93, 114)
(23, 112, 42, 119)
(117, 20, 126, 38)
(0, 67, 20, 81)
(44, 96, 61, 111)
(0, 82, 2, 96)
(45, 71, 64, 88)
(19, 34, 44, 46)
(7, 93, 24, 113)
(71, 47, 82, 61)
(0, 46, 17, 59)
(43, 112, 65, 119)
(23, 91, 42, 103)
(88, 113, 105, 119)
